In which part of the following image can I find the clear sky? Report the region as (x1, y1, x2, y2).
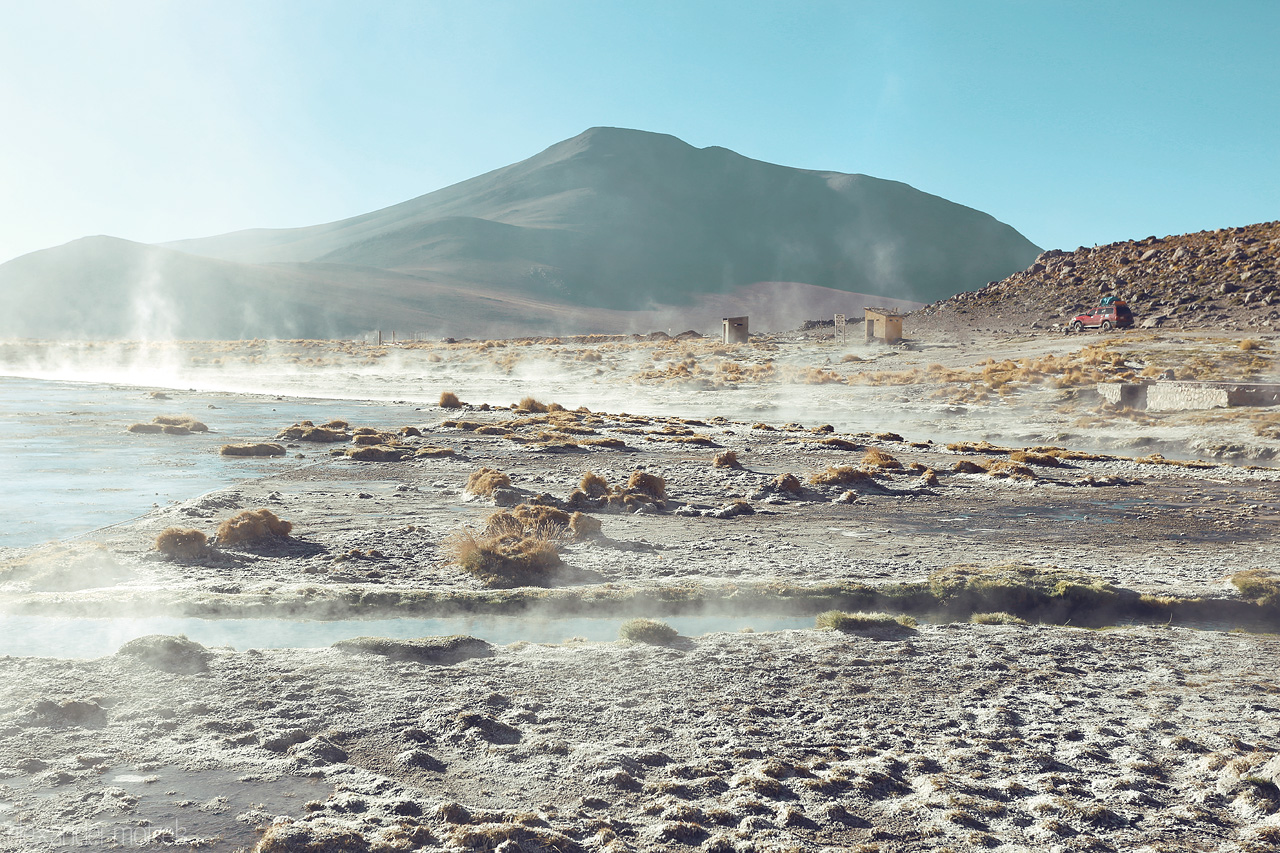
(1, 0, 1276, 265)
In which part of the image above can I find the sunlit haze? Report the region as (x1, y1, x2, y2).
(1, 0, 1276, 265)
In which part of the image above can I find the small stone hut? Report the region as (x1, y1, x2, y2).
(722, 316, 749, 344)
(864, 308, 904, 344)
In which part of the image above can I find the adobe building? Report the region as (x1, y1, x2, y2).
(864, 307, 904, 344)
(723, 316, 749, 344)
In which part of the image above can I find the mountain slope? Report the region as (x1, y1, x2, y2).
(910, 220, 1280, 337)
(164, 127, 1040, 310)
(3, 127, 1041, 338)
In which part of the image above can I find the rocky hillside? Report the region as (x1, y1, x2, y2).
(910, 220, 1280, 337)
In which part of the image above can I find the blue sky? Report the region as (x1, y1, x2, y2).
(1, 0, 1276, 264)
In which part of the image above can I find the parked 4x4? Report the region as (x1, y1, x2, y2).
(1070, 298, 1134, 332)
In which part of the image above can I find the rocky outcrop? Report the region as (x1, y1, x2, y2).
(911, 220, 1280, 335)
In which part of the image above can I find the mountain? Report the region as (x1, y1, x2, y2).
(1, 127, 1041, 339)
(909, 220, 1280, 338)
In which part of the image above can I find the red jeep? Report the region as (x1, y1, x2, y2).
(1070, 299, 1134, 332)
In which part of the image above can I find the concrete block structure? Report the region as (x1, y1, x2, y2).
(1097, 380, 1280, 411)
(722, 316, 749, 344)
(864, 308, 904, 344)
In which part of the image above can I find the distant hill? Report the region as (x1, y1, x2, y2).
(1, 127, 1041, 339)
(910, 220, 1280, 338)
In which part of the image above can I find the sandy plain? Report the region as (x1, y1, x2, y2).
(2, 327, 1280, 852)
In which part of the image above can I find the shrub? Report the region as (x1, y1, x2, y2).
(216, 509, 292, 545)
(465, 467, 512, 497)
(713, 450, 740, 468)
(627, 470, 666, 501)
(219, 443, 286, 457)
(439, 390, 463, 408)
(619, 618, 678, 644)
(970, 611, 1029, 625)
(154, 527, 209, 559)
(817, 611, 916, 631)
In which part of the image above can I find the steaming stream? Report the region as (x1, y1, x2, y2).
(0, 614, 816, 658)
(0, 376, 429, 548)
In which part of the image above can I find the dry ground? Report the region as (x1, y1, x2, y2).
(2, 328, 1280, 851)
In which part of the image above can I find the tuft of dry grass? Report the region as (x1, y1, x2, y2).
(216, 509, 292, 545)
(579, 471, 611, 497)
(1134, 453, 1214, 469)
(627, 470, 666, 501)
(516, 396, 550, 413)
(276, 422, 347, 442)
(810, 465, 874, 486)
(970, 611, 1029, 625)
(465, 467, 512, 497)
(1009, 450, 1060, 467)
(219, 443, 286, 457)
(619, 618, 678, 644)
(985, 461, 1037, 480)
(817, 611, 916, 631)
(444, 527, 561, 589)
(569, 511, 602, 538)
(948, 440, 1009, 454)
(1232, 569, 1280, 606)
(713, 450, 740, 468)
(344, 444, 411, 462)
(862, 447, 901, 469)
(154, 527, 209, 560)
(773, 473, 803, 493)
(439, 390, 463, 408)
(153, 414, 209, 432)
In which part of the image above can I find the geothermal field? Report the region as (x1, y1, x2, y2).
(2, 327, 1280, 853)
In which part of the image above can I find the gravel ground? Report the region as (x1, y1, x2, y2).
(2, 331, 1280, 851)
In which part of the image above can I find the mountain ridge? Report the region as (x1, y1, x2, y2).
(2, 126, 1041, 338)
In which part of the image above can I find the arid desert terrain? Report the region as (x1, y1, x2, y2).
(2, 326, 1280, 852)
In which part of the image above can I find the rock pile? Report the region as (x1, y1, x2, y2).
(911, 220, 1280, 335)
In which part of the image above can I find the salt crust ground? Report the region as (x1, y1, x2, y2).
(1, 627, 1279, 852)
(3, 329, 1280, 850)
